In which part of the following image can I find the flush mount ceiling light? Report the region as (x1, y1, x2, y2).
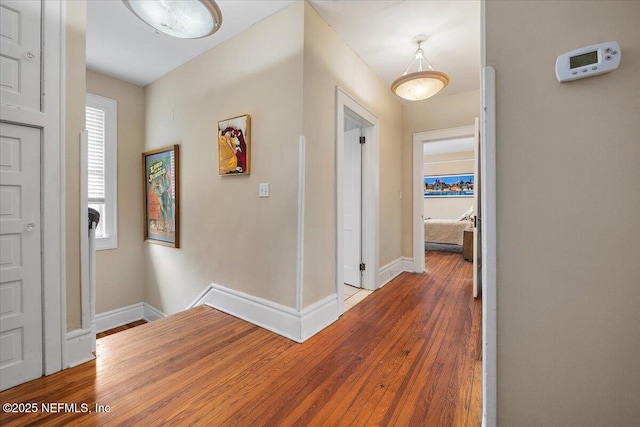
(122, 0, 222, 39)
(391, 35, 450, 101)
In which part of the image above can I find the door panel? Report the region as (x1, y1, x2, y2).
(0, 122, 42, 391)
(343, 128, 361, 287)
(0, 0, 42, 111)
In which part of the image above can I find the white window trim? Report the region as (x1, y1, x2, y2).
(86, 93, 118, 250)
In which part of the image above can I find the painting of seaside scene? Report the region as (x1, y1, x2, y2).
(424, 174, 474, 197)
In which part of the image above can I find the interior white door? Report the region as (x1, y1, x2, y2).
(473, 117, 482, 298)
(343, 128, 362, 287)
(0, 123, 42, 391)
(0, 0, 42, 111)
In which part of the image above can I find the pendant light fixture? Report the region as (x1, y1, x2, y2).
(122, 0, 222, 39)
(391, 35, 449, 101)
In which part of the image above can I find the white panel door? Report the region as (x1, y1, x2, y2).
(343, 128, 361, 287)
(0, 123, 42, 391)
(0, 0, 42, 111)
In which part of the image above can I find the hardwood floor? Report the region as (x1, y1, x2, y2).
(96, 320, 147, 339)
(0, 251, 481, 426)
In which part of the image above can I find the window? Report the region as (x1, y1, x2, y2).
(86, 93, 117, 250)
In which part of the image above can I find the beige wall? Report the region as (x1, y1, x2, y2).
(144, 2, 304, 314)
(65, 0, 86, 331)
(401, 90, 480, 256)
(487, 1, 640, 425)
(86, 71, 146, 314)
(302, 2, 404, 305)
(424, 151, 474, 219)
(143, 1, 404, 312)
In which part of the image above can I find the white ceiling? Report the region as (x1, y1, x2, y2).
(87, 0, 480, 97)
(308, 0, 480, 97)
(87, 0, 297, 86)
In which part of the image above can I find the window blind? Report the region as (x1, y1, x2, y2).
(86, 106, 105, 203)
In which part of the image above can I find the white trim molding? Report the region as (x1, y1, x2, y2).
(80, 131, 90, 330)
(377, 257, 414, 288)
(85, 93, 118, 251)
(196, 283, 338, 343)
(95, 287, 337, 345)
(296, 136, 306, 312)
(335, 87, 380, 313)
(481, 65, 497, 427)
(66, 328, 94, 368)
(143, 303, 166, 322)
(95, 303, 166, 333)
(300, 295, 338, 341)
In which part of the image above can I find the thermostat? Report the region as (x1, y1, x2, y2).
(555, 41, 621, 82)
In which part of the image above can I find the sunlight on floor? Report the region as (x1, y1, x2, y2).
(343, 284, 373, 311)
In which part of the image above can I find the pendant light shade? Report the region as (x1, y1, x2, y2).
(391, 35, 449, 101)
(122, 0, 222, 39)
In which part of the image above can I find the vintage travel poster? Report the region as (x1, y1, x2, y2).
(143, 145, 180, 247)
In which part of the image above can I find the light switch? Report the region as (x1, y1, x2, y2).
(259, 183, 270, 197)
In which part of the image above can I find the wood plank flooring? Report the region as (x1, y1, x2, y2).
(96, 320, 147, 339)
(0, 251, 481, 426)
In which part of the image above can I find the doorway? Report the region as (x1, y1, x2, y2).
(343, 119, 363, 288)
(335, 88, 379, 314)
(412, 125, 476, 274)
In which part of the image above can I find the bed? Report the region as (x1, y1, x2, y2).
(424, 219, 471, 247)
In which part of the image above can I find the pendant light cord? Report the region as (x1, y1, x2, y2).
(403, 41, 435, 76)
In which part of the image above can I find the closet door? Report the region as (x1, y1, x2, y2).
(0, 0, 42, 111)
(0, 0, 44, 391)
(0, 123, 42, 391)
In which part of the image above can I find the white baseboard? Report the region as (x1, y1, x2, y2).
(95, 302, 166, 333)
(377, 257, 414, 288)
(143, 303, 166, 322)
(91, 285, 337, 346)
(400, 257, 414, 273)
(67, 303, 165, 368)
(300, 294, 339, 341)
(198, 283, 338, 343)
(66, 328, 94, 368)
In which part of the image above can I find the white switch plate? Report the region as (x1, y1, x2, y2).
(259, 183, 270, 197)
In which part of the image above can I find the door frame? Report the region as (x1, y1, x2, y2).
(481, 66, 497, 427)
(42, 0, 65, 376)
(412, 125, 476, 273)
(335, 87, 379, 314)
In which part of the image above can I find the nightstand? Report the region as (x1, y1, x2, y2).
(463, 229, 473, 262)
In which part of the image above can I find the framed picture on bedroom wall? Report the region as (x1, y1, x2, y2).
(218, 114, 250, 175)
(424, 173, 474, 197)
(143, 145, 180, 247)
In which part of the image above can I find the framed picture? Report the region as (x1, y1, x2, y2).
(142, 145, 180, 247)
(218, 114, 250, 175)
(424, 173, 474, 198)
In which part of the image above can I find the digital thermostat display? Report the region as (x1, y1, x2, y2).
(556, 41, 621, 82)
(569, 51, 598, 69)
